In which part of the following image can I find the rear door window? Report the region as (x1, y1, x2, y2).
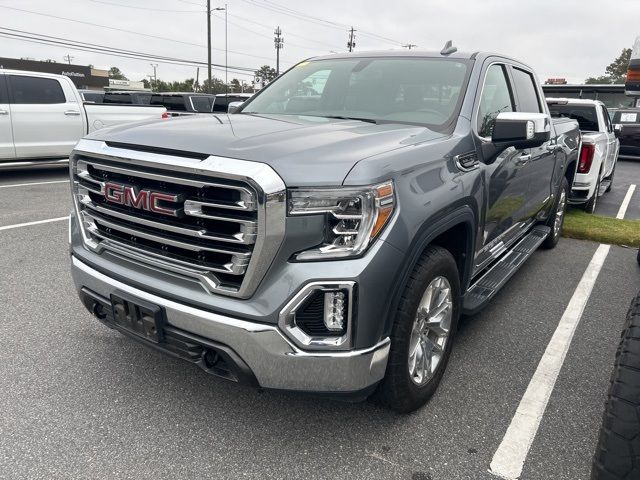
(9, 75, 66, 104)
(477, 64, 514, 138)
(511, 67, 542, 113)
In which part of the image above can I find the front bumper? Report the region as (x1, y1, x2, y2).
(71, 255, 390, 393)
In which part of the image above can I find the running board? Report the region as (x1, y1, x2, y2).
(462, 225, 551, 315)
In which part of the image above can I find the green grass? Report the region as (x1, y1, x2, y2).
(562, 208, 640, 247)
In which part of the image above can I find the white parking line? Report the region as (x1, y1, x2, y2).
(616, 184, 636, 219)
(489, 243, 611, 479)
(0, 180, 68, 189)
(0, 217, 68, 232)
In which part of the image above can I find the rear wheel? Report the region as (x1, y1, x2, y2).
(605, 163, 616, 193)
(585, 174, 602, 214)
(541, 177, 569, 249)
(591, 292, 640, 479)
(377, 246, 461, 413)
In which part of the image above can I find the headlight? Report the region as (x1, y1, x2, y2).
(288, 181, 395, 260)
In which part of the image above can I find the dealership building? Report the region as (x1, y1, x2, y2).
(0, 57, 109, 90)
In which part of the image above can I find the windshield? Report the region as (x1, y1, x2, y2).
(241, 57, 471, 129)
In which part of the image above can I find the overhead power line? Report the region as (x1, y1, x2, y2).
(0, 5, 280, 63)
(0, 28, 257, 77)
(237, 0, 404, 46)
(88, 0, 201, 13)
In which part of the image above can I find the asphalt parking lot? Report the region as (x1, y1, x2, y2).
(1, 161, 639, 480)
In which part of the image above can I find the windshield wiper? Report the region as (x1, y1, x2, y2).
(322, 115, 379, 124)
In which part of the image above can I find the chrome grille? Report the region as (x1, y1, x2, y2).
(71, 140, 286, 298)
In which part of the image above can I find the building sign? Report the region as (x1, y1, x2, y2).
(626, 36, 640, 96)
(0, 57, 108, 88)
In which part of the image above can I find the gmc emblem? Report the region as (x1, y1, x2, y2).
(103, 182, 180, 217)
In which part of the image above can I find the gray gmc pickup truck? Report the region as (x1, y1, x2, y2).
(69, 50, 580, 412)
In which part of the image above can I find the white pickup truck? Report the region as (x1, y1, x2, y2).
(0, 69, 167, 169)
(547, 98, 620, 213)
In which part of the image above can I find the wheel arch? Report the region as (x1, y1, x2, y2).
(381, 205, 476, 339)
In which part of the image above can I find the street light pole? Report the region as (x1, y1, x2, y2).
(225, 3, 228, 94)
(207, 0, 212, 94)
(206, 3, 226, 94)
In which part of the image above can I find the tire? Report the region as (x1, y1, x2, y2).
(585, 174, 602, 214)
(605, 163, 616, 193)
(637, 248, 640, 266)
(591, 292, 640, 480)
(377, 246, 461, 413)
(541, 177, 569, 250)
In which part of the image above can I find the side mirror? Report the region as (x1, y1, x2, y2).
(227, 101, 244, 114)
(614, 123, 623, 138)
(491, 112, 551, 149)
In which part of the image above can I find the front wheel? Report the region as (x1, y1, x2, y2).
(377, 246, 461, 413)
(591, 293, 640, 479)
(541, 177, 569, 249)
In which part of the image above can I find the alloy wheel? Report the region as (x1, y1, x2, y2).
(408, 276, 453, 386)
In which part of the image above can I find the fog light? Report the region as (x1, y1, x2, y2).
(324, 291, 346, 332)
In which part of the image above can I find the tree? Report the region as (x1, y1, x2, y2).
(585, 75, 614, 85)
(584, 47, 632, 84)
(108, 67, 128, 80)
(230, 78, 241, 92)
(254, 65, 276, 88)
(202, 77, 227, 94)
(606, 48, 632, 83)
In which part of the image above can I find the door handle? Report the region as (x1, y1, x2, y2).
(0, 109, 8, 115)
(546, 144, 561, 152)
(64, 110, 81, 116)
(515, 154, 531, 166)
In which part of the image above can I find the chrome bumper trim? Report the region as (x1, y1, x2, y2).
(71, 256, 390, 392)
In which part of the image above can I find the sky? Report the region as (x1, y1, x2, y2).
(0, 0, 638, 85)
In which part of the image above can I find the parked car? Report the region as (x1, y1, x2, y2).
(78, 89, 105, 103)
(592, 290, 640, 479)
(0, 70, 168, 169)
(150, 92, 216, 115)
(68, 49, 580, 412)
(212, 93, 253, 112)
(612, 108, 640, 159)
(547, 98, 620, 213)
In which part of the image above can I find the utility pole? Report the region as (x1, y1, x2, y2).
(274, 26, 284, 76)
(63, 54, 74, 65)
(402, 44, 417, 50)
(150, 63, 158, 91)
(195, 67, 200, 92)
(347, 27, 356, 52)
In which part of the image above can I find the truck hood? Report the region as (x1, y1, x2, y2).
(86, 113, 446, 186)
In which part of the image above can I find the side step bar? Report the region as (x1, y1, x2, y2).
(462, 225, 551, 315)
